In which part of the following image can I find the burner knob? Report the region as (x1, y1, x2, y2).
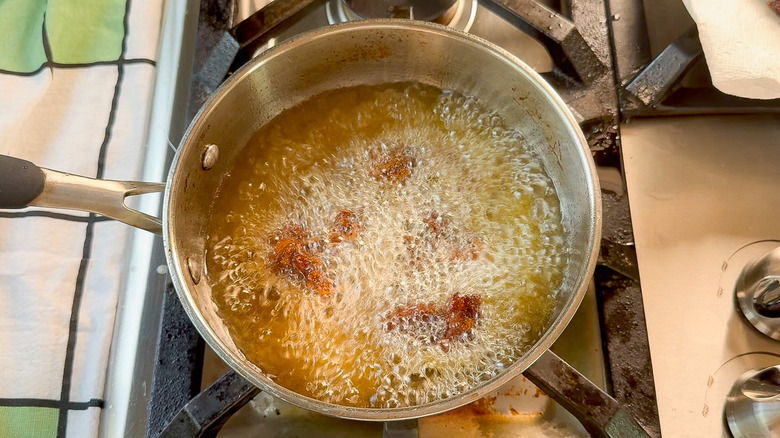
(726, 366, 780, 438)
(754, 278, 780, 318)
(735, 247, 780, 340)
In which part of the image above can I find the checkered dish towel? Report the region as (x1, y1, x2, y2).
(0, 1, 163, 437)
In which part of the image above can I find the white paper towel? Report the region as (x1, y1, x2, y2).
(682, 0, 780, 100)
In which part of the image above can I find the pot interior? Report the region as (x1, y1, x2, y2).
(164, 20, 600, 420)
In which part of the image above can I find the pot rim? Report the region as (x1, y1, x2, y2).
(163, 18, 602, 421)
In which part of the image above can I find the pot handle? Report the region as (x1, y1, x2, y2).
(524, 350, 654, 438)
(0, 154, 165, 235)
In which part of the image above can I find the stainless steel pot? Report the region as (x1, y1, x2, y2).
(0, 20, 600, 422)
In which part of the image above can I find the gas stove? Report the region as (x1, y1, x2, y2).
(100, 1, 780, 437)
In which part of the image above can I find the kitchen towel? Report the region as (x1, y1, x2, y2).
(682, 0, 780, 99)
(0, 1, 163, 437)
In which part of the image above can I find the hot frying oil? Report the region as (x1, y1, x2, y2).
(206, 83, 567, 408)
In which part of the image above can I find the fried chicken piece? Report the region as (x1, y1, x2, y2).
(386, 293, 482, 346)
(423, 211, 450, 237)
(387, 302, 444, 344)
(452, 237, 484, 261)
(300, 264, 334, 298)
(387, 302, 440, 332)
(443, 293, 482, 341)
(269, 224, 309, 271)
(278, 223, 308, 241)
(371, 149, 415, 183)
(421, 212, 484, 260)
(330, 209, 361, 243)
(269, 224, 333, 297)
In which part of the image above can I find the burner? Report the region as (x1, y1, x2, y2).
(326, 0, 477, 32)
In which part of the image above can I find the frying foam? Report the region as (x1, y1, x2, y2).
(207, 83, 567, 408)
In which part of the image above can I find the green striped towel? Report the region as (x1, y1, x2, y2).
(0, 1, 164, 436)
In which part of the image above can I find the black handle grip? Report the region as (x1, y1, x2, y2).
(0, 155, 46, 208)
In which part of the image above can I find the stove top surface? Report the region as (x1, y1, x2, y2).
(100, 0, 780, 436)
(622, 114, 780, 437)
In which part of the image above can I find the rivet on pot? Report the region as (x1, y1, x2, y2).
(187, 257, 201, 285)
(201, 144, 219, 170)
